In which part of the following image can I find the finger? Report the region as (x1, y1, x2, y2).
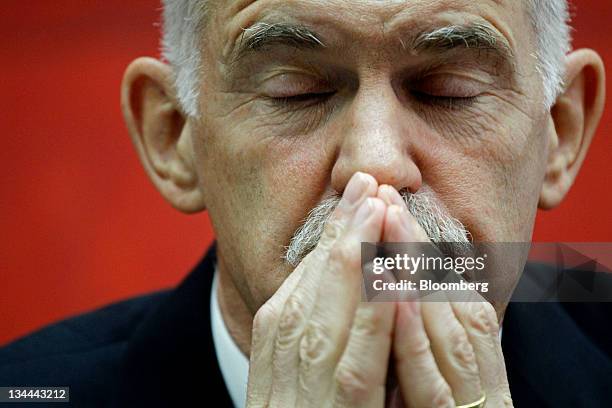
(296, 197, 386, 405)
(247, 256, 309, 406)
(268, 172, 378, 405)
(451, 298, 512, 406)
(320, 172, 380, 249)
(377, 184, 430, 243)
(387, 202, 456, 407)
(332, 302, 396, 408)
(394, 301, 454, 408)
(383, 204, 429, 243)
(377, 184, 406, 208)
(421, 300, 483, 405)
(363, 259, 400, 303)
(382, 205, 429, 303)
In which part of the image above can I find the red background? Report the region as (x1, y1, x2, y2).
(1, 1, 611, 345)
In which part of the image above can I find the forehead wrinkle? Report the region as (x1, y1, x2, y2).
(221, 1, 408, 61)
(378, 0, 519, 50)
(410, 22, 514, 60)
(222, 0, 259, 18)
(219, 0, 521, 66)
(220, 0, 266, 62)
(235, 21, 325, 60)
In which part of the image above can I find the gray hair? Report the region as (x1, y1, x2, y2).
(161, 0, 571, 116)
(284, 188, 473, 267)
(161, 1, 208, 117)
(530, 0, 572, 108)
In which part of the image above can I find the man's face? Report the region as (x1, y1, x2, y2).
(191, 0, 550, 312)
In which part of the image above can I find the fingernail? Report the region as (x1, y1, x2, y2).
(354, 197, 374, 224)
(342, 172, 368, 206)
(378, 185, 393, 206)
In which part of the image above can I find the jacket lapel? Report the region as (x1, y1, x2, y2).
(503, 298, 612, 406)
(111, 243, 233, 407)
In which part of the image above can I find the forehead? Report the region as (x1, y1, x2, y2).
(205, 0, 533, 65)
(212, 0, 528, 59)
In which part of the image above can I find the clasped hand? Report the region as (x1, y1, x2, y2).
(246, 172, 513, 408)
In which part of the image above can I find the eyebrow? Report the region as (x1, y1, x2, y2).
(232, 22, 325, 62)
(230, 20, 514, 66)
(411, 22, 514, 61)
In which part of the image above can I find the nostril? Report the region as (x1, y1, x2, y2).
(398, 187, 411, 197)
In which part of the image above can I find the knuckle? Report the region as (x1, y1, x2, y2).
(428, 381, 454, 408)
(246, 389, 270, 408)
(299, 322, 334, 370)
(500, 391, 514, 407)
(493, 382, 514, 404)
(450, 333, 478, 370)
(306, 243, 330, 267)
(447, 326, 480, 379)
(246, 400, 269, 408)
(319, 219, 344, 248)
(483, 301, 500, 330)
(409, 335, 433, 361)
(352, 306, 384, 337)
(396, 334, 431, 365)
(276, 296, 306, 347)
(328, 240, 360, 271)
(252, 303, 277, 343)
(448, 324, 470, 349)
(469, 302, 499, 336)
(489, 387, 514, 408)
(334, 363, 372, 403)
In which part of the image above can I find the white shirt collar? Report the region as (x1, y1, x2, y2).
(211, 269, 249, 408)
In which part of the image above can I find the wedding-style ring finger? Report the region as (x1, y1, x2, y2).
(421, 300, 483, 406)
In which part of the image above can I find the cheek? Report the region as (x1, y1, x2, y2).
(259, 139, 332, 241)
(243, 140, 333, 302)
(195, 115, 333, 304)
(417, 108, 545, 242)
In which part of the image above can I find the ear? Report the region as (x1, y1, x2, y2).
(121, 57, 206, 213)
(539, 49, 606, 210)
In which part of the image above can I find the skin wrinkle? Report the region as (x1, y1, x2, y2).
(219, 24, 520, 124)
(219, 1, 295, 62)
(411, 98, 507, 151)
(227, 81, 339, 135)
(187, 0, 543, 116)
(431, 82, 532, 146)
(171, 0, 581, 358)
(480, 5, 547, 110)
(412, 22, 512, 59)
(220, 50, 522, 142)
(460, 108, 528, 166)
(222, 1, 515, 60)
(382, 1, 517, 50)
(237, 22, 326, 59)
(227, 21, 515, 73)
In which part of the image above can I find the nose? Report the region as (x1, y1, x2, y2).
(331, 83, 423, 195)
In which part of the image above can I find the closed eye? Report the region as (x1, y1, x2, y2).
(269, 91, 336, 106)
(411, 90, 478, 109)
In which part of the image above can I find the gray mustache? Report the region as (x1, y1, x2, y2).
(284, 189, 472, 267)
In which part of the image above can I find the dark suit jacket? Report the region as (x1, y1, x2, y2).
(1, 244, 611, 407)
